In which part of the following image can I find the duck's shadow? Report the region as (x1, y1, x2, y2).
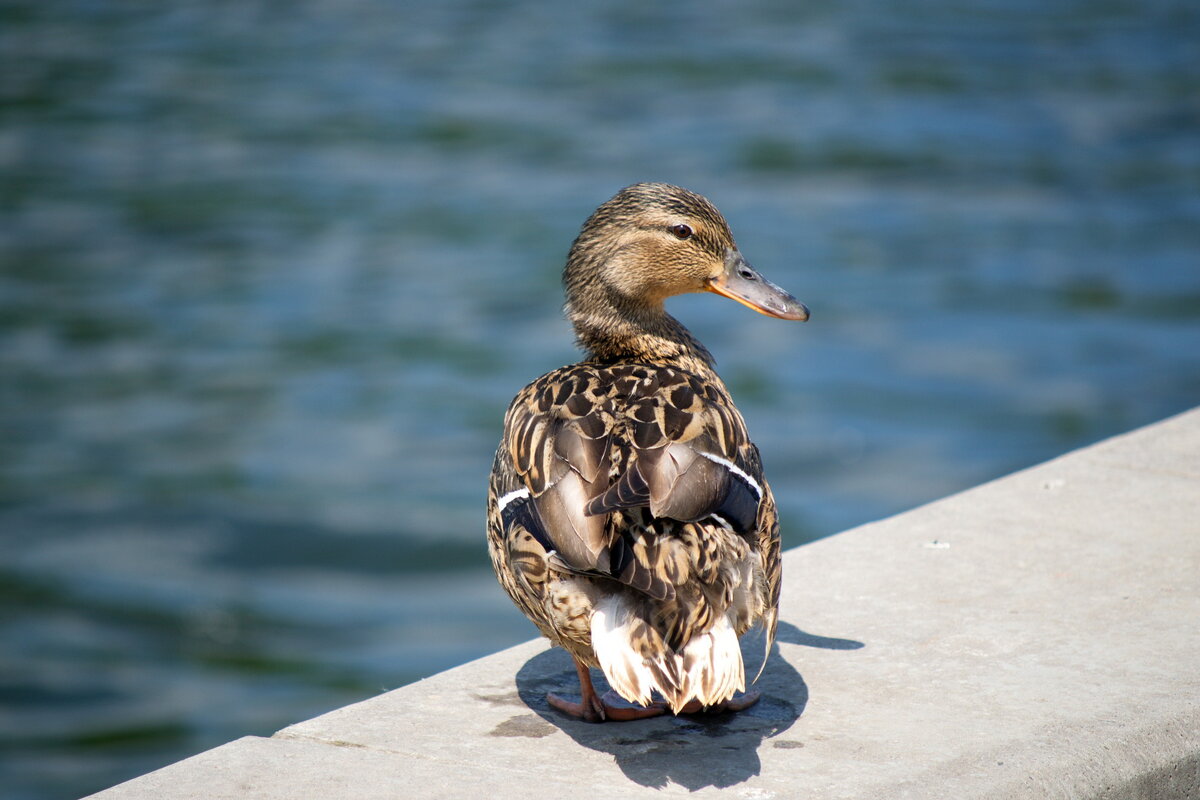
(511, 621, 863, 790)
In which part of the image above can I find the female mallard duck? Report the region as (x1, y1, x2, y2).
(487, 183, 808, 722)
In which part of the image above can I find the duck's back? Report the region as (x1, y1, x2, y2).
(487, 359, 781, 710)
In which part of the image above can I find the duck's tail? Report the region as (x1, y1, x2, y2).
(589, 596, 745, 714)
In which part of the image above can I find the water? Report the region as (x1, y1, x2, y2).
(2, 1, 1198, 797)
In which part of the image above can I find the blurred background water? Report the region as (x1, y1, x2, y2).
(2, 0, 1198, 797)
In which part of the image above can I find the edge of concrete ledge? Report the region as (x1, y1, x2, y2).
(86, 407, 1200, 800)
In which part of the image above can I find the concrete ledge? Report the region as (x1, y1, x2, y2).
(87, 408, 1200, 799)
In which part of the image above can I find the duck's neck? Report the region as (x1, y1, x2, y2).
(565, 282, 716, 374)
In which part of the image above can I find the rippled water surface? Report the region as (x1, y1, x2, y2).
(3, 1, 1199, 797)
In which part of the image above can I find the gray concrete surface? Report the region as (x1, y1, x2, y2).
(87, 408, 1200, 799)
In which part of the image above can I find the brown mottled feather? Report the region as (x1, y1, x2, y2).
(488, 364, 780, 661)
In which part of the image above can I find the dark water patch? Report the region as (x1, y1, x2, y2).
(740, 137, 956, 178)
(0, 571, 64, 613)
(414, 116, 570, 161)
(0, 679, 120, 709)
(191, 650, 371, 692)
(881, 64, 967, 93)
(1129, 292, 1200, 320)
(210, 516, 488, 575)
(1, 722, 191, 754)
(489, 714, 556, 738)
(1058, 278, 1122, 311)
(63, 723, 193, 753)
(577, 55, 838, 89)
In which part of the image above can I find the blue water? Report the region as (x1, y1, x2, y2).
(2, 1, 1198, 797)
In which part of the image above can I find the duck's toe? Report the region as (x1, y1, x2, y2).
(676, 689, 761, 716)
(546, 690, 666, 723)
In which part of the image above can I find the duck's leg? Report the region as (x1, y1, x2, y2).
(546, 658, 666, 723)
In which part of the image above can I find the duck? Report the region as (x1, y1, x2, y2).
(487, 183, 808, 722)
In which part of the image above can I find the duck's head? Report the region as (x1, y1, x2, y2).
(564, 183, 809, 326)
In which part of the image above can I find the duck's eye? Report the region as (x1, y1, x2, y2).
(668, 223, 693, 240)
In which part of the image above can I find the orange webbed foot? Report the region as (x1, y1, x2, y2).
(546, 690, 666, 723)
(548, 659, 667, 723)
(676, 689, 762, 715)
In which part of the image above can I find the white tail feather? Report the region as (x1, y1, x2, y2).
(590, 597, 746, 713)
(590, 598, 657, 706)
(675, 615, 745, 711)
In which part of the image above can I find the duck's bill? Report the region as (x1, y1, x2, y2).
(708, 252, 810, 321)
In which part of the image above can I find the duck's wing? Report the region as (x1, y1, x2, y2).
(585, 369, 763, 535)
(497, 365, 673, 598)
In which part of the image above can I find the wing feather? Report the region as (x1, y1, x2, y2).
(495, 364, 777, 618)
